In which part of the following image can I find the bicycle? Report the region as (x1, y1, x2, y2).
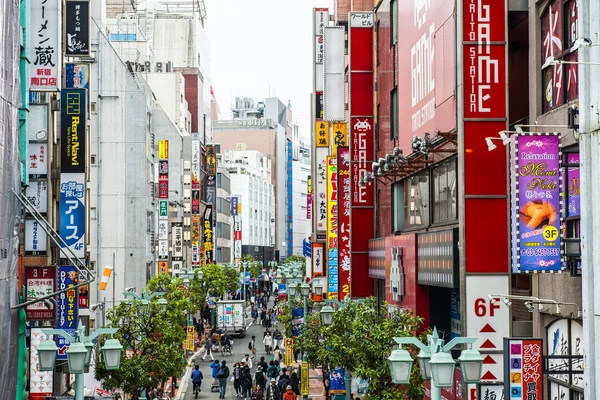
(221, 342, 233, 356)
(193, 381, 202, 398)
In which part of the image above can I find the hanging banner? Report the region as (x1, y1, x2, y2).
(203, 206, 214, 264)
(316, 121, 330, 147)
(504, 338, 543, 400)
(511, 134, 561, 272)
(158, 261, 169, 274)
(25, 180, 48, 214)
(60, 89, 86, 174)
(159, 200, 169, 219)
(65, 1, 90, 56)
(315, 147, 329, 234)
(307, 176, 312, 219)
(301, 361, 309, 396)
(30, 329, 54, 400)
(337, 147, 351, 301)
(30, 0, 61, 90)
(231, 196, 239, 216)
(158, 220, 168, 240)
(327, 156, 338, 299)
(56, 266, 79, 360)
(332, 123, 348, 148)
(206, 145, 217, 176)
(192, 139, 201, 189)
(172, 222, 183, 260)
(25, 266, 56, 320)
(28, 143, 48, 180)
(25, 220, 47, 255)
(65, 63, 90, 89)
(59, 173, 86, 258)
(565, 152, 580, 217)
(312, 243, 324, 277)
(192, 215, 201, 266)
(159, 140, 169, 159)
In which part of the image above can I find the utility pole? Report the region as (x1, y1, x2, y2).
(579, 1, 600, 398)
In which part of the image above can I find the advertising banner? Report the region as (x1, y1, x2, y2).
(65, 1, 89, 56)
(329, 368, 346, 394)
(30, 329, 54, 400)
(30, 0, 61, 90)
(65, 63, 90, 88)
(56, 266, 79, 360)
(324, 26, 345, 122)
(59, 173, 86, 258)
(159, 180, 168, 198)
(28, 104, 49, 142)
(326, 156, 338, 299)
(159, 200, 169, 219)
(172, 223, 183, 260)
(206, 145, 217, 176)
(60, 89, 86, 173)
(203, 206, 213, 264)
(337, 147, 351, 301)
(158, 220, 168, 240)
(316, 92, 324, 119)
(25, 220, 47, 255)
(511, 134, 561, 272)
(332, 123, 348, 148)
(159, 140, 169, 159)
(231, 196, 239, 216)
(302, 361, 309, 396)
(192, 139, 201, 189)
(315, 147, 329, 234)
(312, 243, 324, 277)
(192, 189, 200, 214)
(25, 180, 48, 214)
(158, 261, 169, 274)
(28, 143, 48, 179)
(158, 240, 168, 258)
(504, 338, 543, 400)
(158, 160, 169, 180)
(307, 176, 312, 219)
(565, 153, 580, 217)
(191, 215, 201, 239)
(316, 121, 329, 147)
(25, 266, 56, 320)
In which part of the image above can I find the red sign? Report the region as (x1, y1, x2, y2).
(349, 12, 375, 298)
(337, 147, 351, 301)
(158, 180, 168, 199)
(462, 0, 508, 274)
(78, 284, 88, 308)
(504, 338, 543, 400)
(234, 231, 242, 241)
(25, 266, 56, 320)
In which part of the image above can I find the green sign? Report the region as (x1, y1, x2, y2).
(159, 200, 168, 217)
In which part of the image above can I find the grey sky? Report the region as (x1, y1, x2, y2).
(204, 0, 333, 137)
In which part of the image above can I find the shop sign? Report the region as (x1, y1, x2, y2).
(326, 156, 338, 299)
(337, 147, 351, 300)
(504, 338, 543, 400)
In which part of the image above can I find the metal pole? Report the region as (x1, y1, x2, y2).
(344, 369, 351, 400)
(243, 262, 246, 302)
(430, 382, 442, 400)
(112, 251, 116, 308)
(74, 372, 85, 400)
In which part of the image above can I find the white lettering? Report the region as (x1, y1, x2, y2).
(411, 23, 435, 107)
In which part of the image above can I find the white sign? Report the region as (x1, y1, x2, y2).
(477, 383, 504, 400)
(30, 0, 61, 90)
(172, 260, 183, 271)
(314, 9, 329, 36)
(466, 275, 510, 382)
(26, 180, 48, 214)
(312, 244, 324, 275)
(172, 224, 183, 258)
(234, 240, 242, 259)
(547, 319, 584, 390)
(192, 139, 201, 184)
(349, 12, 374, 28)
(159, 240, 169, 257)
(28, 143, 48, 177)
(315, 147, 329, 232)
(324, 27, 346, 122)
(25, 219, 47, 254)
(315, 36, 324, 64)
(158, 220, 168, 240)
(30, 329, 54, 395)
(28, 105, 49, 141)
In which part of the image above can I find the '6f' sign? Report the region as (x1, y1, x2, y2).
(474, 297, 500, 317)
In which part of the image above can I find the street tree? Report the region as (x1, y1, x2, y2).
(240, 254, 262, 278)
(281, 254, 306, 265)
(294, 297, 428, 400)
(95, 275, 188, 399)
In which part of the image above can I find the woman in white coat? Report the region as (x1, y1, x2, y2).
(263, 331, 273, 355)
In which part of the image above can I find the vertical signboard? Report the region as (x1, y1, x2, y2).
(203, 206, 213, 264)
(348, 12, 375, 298)
(25, 181, 48, 214)
(307, 177, 313, 219)
(28, 104, 49, 183)
(324, 26, 345, 121)
(158, 140, 169, 263)
(25, 266, 56, 320)
(191, 138, 201, 267)
(314, 8, 329, 92)
(326, 156, 338, 299)
(30, 0, 61, 90)
(511, 134, 562, 272)
(316, 121, 330, 147)
(337, 147, 351, 301)
(25, 219, 47, 255)
(30, 329, 54, 400)
(65, 63, 90, 88)
(504, 338, 543, 400)
(59, 174, 86, 258)
(172, 223, 183, 261)
(56, 266, 79, 359)
(191, 215, 201, 266)
(332, 123, 348, 148)
(60, 89, 86, 173)
(65, 1, 90, 56)
(315, 147, 329, 235)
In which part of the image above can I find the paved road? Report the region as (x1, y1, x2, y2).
(182, 321, 277, 400)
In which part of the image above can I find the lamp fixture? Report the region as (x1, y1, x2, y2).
(542, 54, 600, 69)
(485, 137, 497, 151)
(498, 131, 511, 145)
(490, 294, 582, 317)
(570, 37, 594, 52)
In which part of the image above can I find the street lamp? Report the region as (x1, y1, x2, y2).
(429, 351, 456, 387)
(313, 283, 323, 297)
(300, 282, 311, 297)
(288, 283, 298, 297)
(320, 305, 334, 326)
(387, 348, 414, 384)
(39, 321, 121, 400)
(457, 346, 484, 383)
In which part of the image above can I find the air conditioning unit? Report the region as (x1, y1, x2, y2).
(165, 61, 173, 72)
(155, 62, 163, 72)
(144, 61, 152, 72)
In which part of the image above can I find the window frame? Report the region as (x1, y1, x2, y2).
(390, 88, 398, 139)
(391, 0, 398, 46)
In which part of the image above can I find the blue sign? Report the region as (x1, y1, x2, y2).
(65, 63, 89, 89)
(302, 239, 312, 257)
(56, 265, 79, 359)
(59, 174, 86, 258)
(328, 248, 338, 297)
(230, 196, 238, 216)
(329, 368, 346, 394)
(245, 271, 251, 284)
(450, 289, 460, 339)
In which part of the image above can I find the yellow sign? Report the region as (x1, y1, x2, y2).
(284, 337, 294, 366)
(186, 327, 195, 351)
(316, 121, 329, 147)
(301, 361, 309, 396)
(326, 156, 338, 300)
(332, 123, 348, 156)
(158, 261, 169, 274)
(191, 216, 201, 241)
(206, 145, 217, 176)
(307, 176, 312, 195)
(159, 140, 169, 159)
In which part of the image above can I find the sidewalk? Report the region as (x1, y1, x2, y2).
(308, 368, 326, 400)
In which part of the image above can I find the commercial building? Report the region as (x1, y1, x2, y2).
(215, 162, 233, 263)
(292, 140, 311, 256)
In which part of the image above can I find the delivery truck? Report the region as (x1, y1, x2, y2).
(216, 300, 247, 336)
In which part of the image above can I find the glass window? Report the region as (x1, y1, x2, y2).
(216, 173, 222, 188)
(432, 158, 457, 223)
(391, 0, 398, 45)
(392, 181, 404, 232)
(391, 88, 398, 139)
(405, 171, 429, 229)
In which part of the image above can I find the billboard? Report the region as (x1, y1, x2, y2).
(504, 338, 543, 400)
(511, 134, 562, 272)
(65, 63, 90, 89)
(25, 266, 56, 320)
(30, 329, 54, 400)
(65, 1, 90, 56)
(56, 266, 79, 360)
(324, 27, 345, 121)
(59, 173, 86, 258)
(326, 156, 338, 299)
(203, 206, 213, 264)
(60, 89, 86, 173)
(30, 0, 61, 90)
(172, 223, 183, 260)
(337, 147, 351, 301)
(315, 147, 329, 234)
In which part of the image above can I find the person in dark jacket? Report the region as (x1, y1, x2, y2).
(203, 336, 214, 361)
(241, 367, 253, 399)
(289, 372, 300, 395)
(277, 369, 290, 393)
(217, 360, 230, 398)
(233, 362, 242, 396)
(255, 366, 267, 392)
(258, 356, 269, 373)
(265, 378, 281, 400)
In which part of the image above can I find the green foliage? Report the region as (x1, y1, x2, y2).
(281, 254, 306, 265)
(277, 296, 312, 337)
(294, 298, 428, 400)
(95, 274, 189, 400)
(222, 265, 241, 294)
(240, 254, 262, 278)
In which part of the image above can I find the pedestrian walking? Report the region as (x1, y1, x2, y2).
(250, 335, 257, 361)
(241, 353, 253, 370)
(267, 361, 280, 381)
(289, 372, 300, 395)
(216, 360, 230, 398)
(273, 346, 282, 364)
(233, 362, 242, 397)
(255, 366, 267, 392)
(263, 331, 273, 354)
(241, 367, 253, 399)
(265, 378, 281, 400)
(283, 385, 297, 400)
(258, 356, 269, 373)
(273, 328, 283, 349)
(203, 335, 214, 361)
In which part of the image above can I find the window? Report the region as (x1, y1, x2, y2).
(391, 88, 398, 139)
(392, 181, 404, 232)
(541, 0, 578, 112)
(432, 158, 457, 223)
(216, 173, 222, 188)
(404, 171, 429, 229)
(391, 0, 398, 45)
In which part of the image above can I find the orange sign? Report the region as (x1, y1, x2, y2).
(158, 261, 169, 274)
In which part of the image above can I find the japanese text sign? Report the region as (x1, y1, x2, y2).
(316, 121, 329, 147)
(565, 153, 580, 217)
(337, 147, 351, 301)
(315, 147, 329, 233)
(65, 1, 89, 56)
(26, 266, 56, 320)
(57, 266, 79, 330)
(504, 338, 543, 400)
(203, 206, 213, 263)
(25, 220, 47, 255)
(59, 173, 86, 258)
(30, 0, 61, 90)
(206, 145, 217, 176)
(327, 156, 338, 299)
(159, 140, 169, 159)
(312, 243, 324, 277)
(60, 89, 86, 173)
(172, 223, 183, 260)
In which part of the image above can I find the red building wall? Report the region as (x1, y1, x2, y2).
(180, 71, 200, 133)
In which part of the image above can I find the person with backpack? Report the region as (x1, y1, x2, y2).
(283, 385, 297, 400)
(191, 365, 203, 398)
(241, 353, 253, 370)
(277, 369, 290, 393)
(216, 360, 230, 398)
(241, 366, 253, 399)
(267, 361, 280, 381)
(258, 356, 269, 373)
(289, 372, 300, 395)
(265, 378, 281, 400)
(255, 366, 267, 392)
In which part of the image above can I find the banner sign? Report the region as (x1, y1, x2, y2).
(504, 338, 543, 400)
(333, 123, 348, 148)
(337, 147, 351, 301)
(65, 1, 89, 56)
(315, 147, 329, 233)
(312, 243, 324, 277)
(159, 240, 168, 258)
(231, 196, 239, 216)
(307, 176, 312, 219)
(159, 140, 169, 159)
(30, 0, 61, 90)
(203, 206, 213, 264)
(25, 220, 47, 255)
(192, 139, 201, 189)
(25, 266, 56, 320)
(28, 105, 49, 180)
(30, 329, 54, 399)
(60, 173, 86, 258)
(60, 89, 86, 173)
(28, 144, 48, 179)
(565, 152, 580, 217)
(316, 121, 329, 147)
(56, 266, 79, 360)
(159, 200, 169, 219)
(511, 134, 562, 272)
(172, 223, 183, 260)
(206, 145, 217, 176)
(327, 156, 338, 299)
(158, 261, 169, 274)
(192, 215, 201, 266)
(302, 361, 309, 396)
(158, 220, 168, 240)
(25, 181, 48, 214)
(65, 63, 89, 88)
